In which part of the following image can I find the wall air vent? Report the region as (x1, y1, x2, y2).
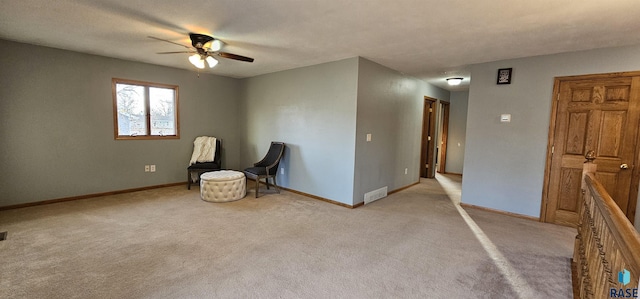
(364, 186, 388, 204)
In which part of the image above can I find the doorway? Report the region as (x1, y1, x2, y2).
(541, 71, 640, 226)
(421, 97, 437, 178)
(437, 101, 450, 174)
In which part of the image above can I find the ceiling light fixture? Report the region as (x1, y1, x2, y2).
(189, 54, 218, 69)
(210, 40, 223, 52)
(446, 78, 463, 86)
(205, 56, 218, 68)
(189, 54, 205, 69)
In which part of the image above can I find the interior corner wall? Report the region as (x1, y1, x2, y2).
(239, 58, 359, 205)
(0, 39, 241, 207)
(353, 58, 449, 205)
(462, 44, 640, 218)
(445, 91, 468, 174)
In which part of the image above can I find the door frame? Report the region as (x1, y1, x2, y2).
(540, 71, 640, 224)
(420, 97, 438, 178)
(438, 101, 450, 174)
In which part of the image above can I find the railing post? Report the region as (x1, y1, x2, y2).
(582, 150, 597, 191)
(574, 150, 598, 299)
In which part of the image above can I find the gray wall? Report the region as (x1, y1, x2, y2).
(462, 44, 640, 218)
(445, 91, 468, 174)
(353, 58, 449, 205)
(0, 40, 241, 207)
(239, 58, 359, 205)
(240, 57, 450, 206)
(1, 43, 451, 208)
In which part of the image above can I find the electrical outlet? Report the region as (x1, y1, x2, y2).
(144, 165, 150, 172)
(404, 168, 408, 175)
(150, 165, 156, 172)
(366, 133, 372, 142)
(280, 168, 284, 174)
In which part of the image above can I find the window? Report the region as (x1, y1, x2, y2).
(112, 78, 179, 140)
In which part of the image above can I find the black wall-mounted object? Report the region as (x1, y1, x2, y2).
(497, 68, 513, 85)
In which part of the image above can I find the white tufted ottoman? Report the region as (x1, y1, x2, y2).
(200, 170, 246, 202)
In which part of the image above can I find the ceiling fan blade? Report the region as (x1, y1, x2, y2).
(217, 52, 254, 63)
(148, 36, 192, 49)
(157, 51, 196, 54)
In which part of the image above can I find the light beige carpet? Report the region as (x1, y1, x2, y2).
(0, 175, 575, 298)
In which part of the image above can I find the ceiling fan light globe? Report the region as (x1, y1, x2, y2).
(189, 54, 205, 69)
(188, 54, 199, 64)
(206, 56, 219, 68)
(210, 40, 223, 52)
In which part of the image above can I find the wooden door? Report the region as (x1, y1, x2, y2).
(421, 97, 437, 178)
(438, 101, 450, 174)
(543, 73, 640, 227)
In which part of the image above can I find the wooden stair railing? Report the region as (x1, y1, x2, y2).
(573, 151, 640, 298)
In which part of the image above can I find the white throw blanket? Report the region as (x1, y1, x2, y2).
(189, 136, 217, 165)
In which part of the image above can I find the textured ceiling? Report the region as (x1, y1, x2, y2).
(2, 0, 640, 91)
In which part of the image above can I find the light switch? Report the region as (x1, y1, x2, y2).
(500, 114, 511, 123)
(366, 133, 372, 142)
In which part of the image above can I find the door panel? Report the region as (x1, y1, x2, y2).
(598, 110, 625, 157)
(565, 112, 588, 155)
(544, 74, 640, 227)
(557, 168, 581, 212)
(420, 98, 437, 178)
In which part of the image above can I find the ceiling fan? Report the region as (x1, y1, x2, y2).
(149, 33, 254, 69)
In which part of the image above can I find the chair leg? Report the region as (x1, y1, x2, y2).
(272, 176, 280, 194)
(187, 171, 191, 190)
(255, 177, 260, 198)
(266, 177, 270, 190)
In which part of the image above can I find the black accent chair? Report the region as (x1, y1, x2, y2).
(187, 139, 222, 190)
(244, 142, 285, 198)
